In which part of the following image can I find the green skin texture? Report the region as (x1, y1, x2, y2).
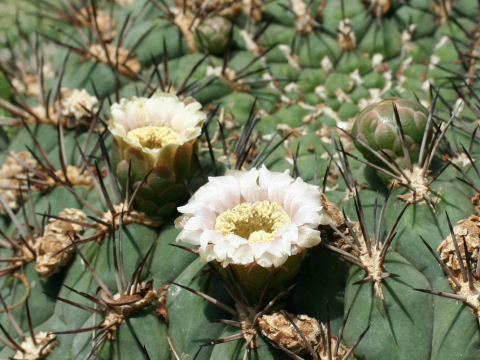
(1, 1, 480, 360)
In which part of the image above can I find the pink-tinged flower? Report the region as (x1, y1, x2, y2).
(175, 166, 330, 269)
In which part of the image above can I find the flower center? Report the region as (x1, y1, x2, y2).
(215, 200, 290, 244)
(127, 125, 179, 149)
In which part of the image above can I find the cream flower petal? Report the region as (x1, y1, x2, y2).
(207, 176, 242, 213)
(258, 167, 293, 205)
(212, 241, 230, 262)
(228, 240, 255, 265)
(249, 226, 294, 261)
(177, 202, 213, 216)
(283, 178, 320, 217)
(143, 97, 166, 125)
(176, 227, 202, 245)
(202, 245, 217, 263)
(109, 92, 206, 148)
(234, 169, 263, 203)
(181, 177, 240, 214)
(199, 229, 223, 250)
(232, 236, 289, 264)
(110, 105, 128, 128)
(181, 216, 216, 232)
(291, 204, 323, 226)
(260, 224, 298, 261)
(256, 252, 289, 268)
(125, 99, 146, 130)
(171, 100, 204, 130)
(295, 226, 321, 248)
(177, 200, 217, 220)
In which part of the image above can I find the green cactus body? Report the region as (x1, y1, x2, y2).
(2, 1, 480, 359)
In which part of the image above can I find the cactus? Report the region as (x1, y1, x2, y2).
(0, 0, 480, 359)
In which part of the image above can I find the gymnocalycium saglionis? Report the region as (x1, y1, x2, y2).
(0, 0, 479, 359)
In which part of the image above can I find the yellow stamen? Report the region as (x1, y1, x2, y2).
(127, 126, 179, 149)
(215, 201, 290, 244)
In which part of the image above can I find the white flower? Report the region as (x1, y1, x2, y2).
(109, 92, 206, 168)
(175, 166, 330, 268)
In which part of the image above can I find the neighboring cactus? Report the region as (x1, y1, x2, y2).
(1, 1, 480, 360)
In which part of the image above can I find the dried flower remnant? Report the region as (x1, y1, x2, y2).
(99, 282, 158, 340)
(96, 202, 159, 239)
(156, 284, 170, 321)
(0, 152, 37, 214)
(259, 312, 349, 359)
(76, 7, 116, 42)
(24, 88, 98, 127)
(319, 194, 346, 230)
(472, 193, 480, 216)
(259, 312, 321, 355)
(437, 215, 480, 316)
(59, 88, 98, 121)
(35, 208, 87, 278)
(11, 64, 54, 97)
(41, 165, 97, 190)
(88, 44, 141, 77)
(12, 332, 58, 360)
